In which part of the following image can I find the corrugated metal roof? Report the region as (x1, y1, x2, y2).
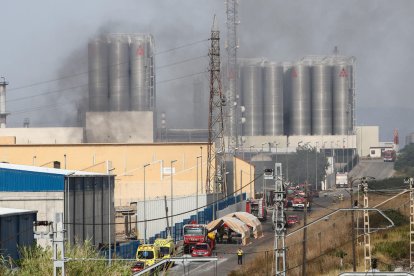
(0, 207, 37, 217)
(0, 163, 106, 176)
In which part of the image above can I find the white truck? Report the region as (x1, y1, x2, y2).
(335, 172, 348, 188)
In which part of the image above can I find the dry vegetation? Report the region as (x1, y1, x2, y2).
(230, 192, 410, 276)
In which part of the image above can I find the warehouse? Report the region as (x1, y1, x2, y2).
(0, 163, 115, 247)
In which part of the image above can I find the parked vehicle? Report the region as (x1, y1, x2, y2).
(135, 244, 161, 269)
(191, 242, 212, 257)
(154, 237, 175, 259)
(154, 237, 175, 268)
(286, 215, 299, 227)
(383, 150, 396, 162)
(335, 172, 348, 188)
(131, 261, 145, 273)
(292, 196, 310, 210)
(246, 198, 267, 221)
(183, 223, 215, 254)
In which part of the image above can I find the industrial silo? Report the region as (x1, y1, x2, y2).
(108, 35, 130, 111)
(88, 38, 109, 111)
(130, 36, 149, 111)
(333, 63, 351, 135)
(348, 63, 355, 133)
(311, 63, 333, 135)
(263, 62, 284, 136)
(289, 63, 311, 135)
(241, 62, 264, 136)
(282, 63, 292, 135)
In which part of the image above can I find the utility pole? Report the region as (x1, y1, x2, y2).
(164, 195, 170, 236)
(302, 180, 308, 276)
(53, 213, 65, 276)
(404, 177, 414, 270)
(350, 179, 357, 272)
(207, 15, 227, 197)
(273, 163, 286, 276)
(361, 177, 372, 271)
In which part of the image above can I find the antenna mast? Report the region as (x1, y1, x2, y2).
(225, 0, 240, 147)
(207, 16, 226, 196)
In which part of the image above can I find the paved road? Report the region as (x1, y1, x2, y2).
(169, 217, 275, 276)
(348, 159, 395, 180)
(168, 194, 343, 276)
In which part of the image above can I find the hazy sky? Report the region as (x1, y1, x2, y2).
(1, 0, 413, 145)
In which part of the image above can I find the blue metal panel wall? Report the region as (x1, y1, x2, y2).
(0, 168, 65, 191)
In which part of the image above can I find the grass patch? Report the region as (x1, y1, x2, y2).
(373, 240, 409, 259)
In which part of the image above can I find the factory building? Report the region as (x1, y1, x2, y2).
(0, 207, 37, 260)
(0, 163, 115, 247)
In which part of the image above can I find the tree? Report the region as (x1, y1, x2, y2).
(395, 144, 414, 175)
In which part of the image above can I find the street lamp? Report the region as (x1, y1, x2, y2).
(274, 142, 279, 166)
(343, 138, 346, 173)
(196, 156, 202, 223)
(170, 160, 177, 237)
(315, 142, 319, 191)
(143, 163, 150, 244)
(200, 147, 203, 193)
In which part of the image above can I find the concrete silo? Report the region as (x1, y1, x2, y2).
(263, 62, 284, 136)
(333, 62, 351, 135)
(88, 38, 109, 111)
(108, 34, 130, 111)
(289, 63, 311, 135)
(241, 61, 264, 136)
(311, 62, 333, 135)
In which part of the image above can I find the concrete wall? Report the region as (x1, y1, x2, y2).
(234, 157, 255, 199)
(0, 192, 63, 222)
(0, 128, 83, 144)
(0, 143, 211, 206)
(236, 134, 357, 153)
(0, 192, 63, 247)
(85, 111, 154, 143)
(217, 200, 246, 218)
(355, 126, 379, 157)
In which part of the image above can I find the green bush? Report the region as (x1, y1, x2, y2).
(0, 241, 133, 276)
(374, 240, 409, 259)
(370, 209, 408, 228)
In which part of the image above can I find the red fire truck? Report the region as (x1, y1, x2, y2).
(246, 198, 267, 221)
(183, 224, 215, 254)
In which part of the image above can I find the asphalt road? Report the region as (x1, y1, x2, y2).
(167, 160, 393, 275)
(168, 193, 344, 276)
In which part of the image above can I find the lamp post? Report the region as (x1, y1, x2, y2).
(343, 138, 346, 173)
(200, 147, 203, 193)
(32, 155, 36, 166)
(143, 163, 150, 244)
(64, 154, 67, 169)
(315, 142, 319, 191)
(286, 141, 290, 183)
(170, 160, 177, 237)
(106, 161, 115, 266)
(297, 141, 303, 184)
(196, 156, 202, 223)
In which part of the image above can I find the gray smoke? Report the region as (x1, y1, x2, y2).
(2, 0, 412, 145)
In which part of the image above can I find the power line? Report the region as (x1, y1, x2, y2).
(7, 39, 209, 93)
(64, 172, 262, 226)
(8, 70, 209, 117)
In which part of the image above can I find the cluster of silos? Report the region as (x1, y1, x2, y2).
(239, 60, 284, 136)
(88, 34, 155, 112)
(237, 56, 354, 136)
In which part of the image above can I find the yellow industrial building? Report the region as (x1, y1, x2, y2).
(0, 142, 255, 207)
